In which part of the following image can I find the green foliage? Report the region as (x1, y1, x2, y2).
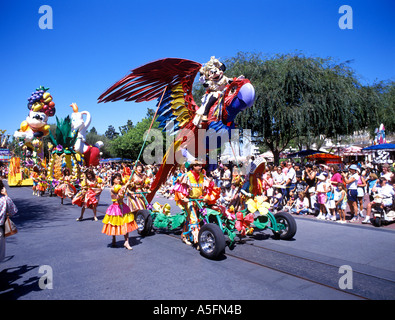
(364, 80, 395, 136)
(104, 125, 119, 140)
(223, 52, 372, 164)
(109, 116, 162, 161)
(48, 116, 78, 154)
(118, 120, 134, 136)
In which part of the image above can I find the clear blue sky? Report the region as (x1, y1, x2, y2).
(1, 0, 394, 138)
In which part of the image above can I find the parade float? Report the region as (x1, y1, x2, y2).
(98, 57, 297, 258)
(10, 86, 56, 186)
(46, 115, 81, 183)
(9, 85, 103, 187)
(46, 103, 104, 182)
(70, 103, 103, 167)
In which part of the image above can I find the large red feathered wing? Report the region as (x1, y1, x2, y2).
(98, 58, 201, 104)
(98, 58, 202, 202)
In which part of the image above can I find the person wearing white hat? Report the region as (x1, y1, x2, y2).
(341, 164, 360, 222)
(315, 173, 329, 220)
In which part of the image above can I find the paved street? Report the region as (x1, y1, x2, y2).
(1, 182, 395, 301)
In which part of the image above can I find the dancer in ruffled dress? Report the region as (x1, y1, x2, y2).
(102, 173, 137, 250)
(31, 165, 40, 196)
(125, 163, 148, 213)
(54, 167, 76, 205)
(73, 169, 104, 221)
(36, 169, 48, 197)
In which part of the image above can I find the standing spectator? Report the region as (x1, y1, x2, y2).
(334, 182, 347, 224)
(262, 171, 273, 197)
(342, 164, 360, 222)
(367, 173, 379, 201)
(356, 168, 367, 218)
(303, 163, 317, 209)
(325, 183, 337, 221)
(0, 180, 18, 261)
(281, 161, 288, 175)
(316, 173, 329, 219)
(212, 167, 221, 188)
(294, 163, 303, 177)
(272, 166, 286, 186)
(330, 165, 343, 186)
(285, 161, 296, 201)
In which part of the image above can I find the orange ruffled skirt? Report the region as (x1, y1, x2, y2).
(55, 183, 76, 199)
(102, 202, 138, 236)
(126, 194, 146, 212)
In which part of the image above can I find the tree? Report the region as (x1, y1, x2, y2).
(104, 125, 119, 140)
(109, 114, 162, 162)
(364, 80, 395, 137)
(118, 120, 134, 135)
(222, 52, 368, 164)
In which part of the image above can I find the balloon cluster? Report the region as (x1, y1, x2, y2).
(27, 86, 56, 116)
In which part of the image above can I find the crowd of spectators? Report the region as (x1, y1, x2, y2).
(154, 157, 395, 224)
(2, 156, 395, 225)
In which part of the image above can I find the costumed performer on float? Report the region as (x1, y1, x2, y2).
(102, 173, 138, 250)
(239, 157, 270, 236)
(193, 56, 237, 128)
(174, 158, 219, 246)
(73, 169, 104, 221)
(54, 167, 77, 205)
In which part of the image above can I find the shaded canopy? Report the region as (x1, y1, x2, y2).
(362, 144, 395, 151)
(287, 149, 324, 158)
(306, 153, 342, 164)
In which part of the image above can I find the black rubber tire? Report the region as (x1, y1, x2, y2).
(198, 223, 226, 259)
(273, 211, 297, 240)
(135, 209, 153, 236)
(373, 217, 382, 227)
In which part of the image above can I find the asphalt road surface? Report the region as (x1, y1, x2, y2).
(1, 182, 395, 301)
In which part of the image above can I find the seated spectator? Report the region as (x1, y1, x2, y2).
(290, 191, 309, 215)
(363, 177, 395, 224)
(217, 187, 229, 207)
(270, 188, 283, 212)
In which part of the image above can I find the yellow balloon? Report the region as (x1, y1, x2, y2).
(32, 102, 44, 111)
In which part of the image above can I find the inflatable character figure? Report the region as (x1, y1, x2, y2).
(98, 57, 255, 203)
(14, 86, 56, 151)
(193, 56, 236, 127)
(70, 103, 103, 167)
